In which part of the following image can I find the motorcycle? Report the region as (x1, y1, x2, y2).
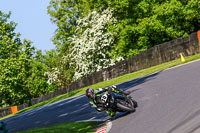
(100, 89, 137, 113)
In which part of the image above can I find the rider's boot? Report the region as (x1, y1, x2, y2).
(109, 111, 116, 117)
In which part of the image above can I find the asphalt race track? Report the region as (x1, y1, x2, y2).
(1, 93, 109, 132)
(2, 59, 200, 133)
(110, 59, 200, 133)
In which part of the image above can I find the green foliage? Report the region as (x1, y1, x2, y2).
(17, 121, 98, 133)
(48, 0, 200, 60)
(26, 50, 57, 98)
(47, 0, 200, 95)
(0, 11, 32, 106)
(83, 0, 200, 59)
(0, 11, 57, 107)
(47, 0, 78, 84)
(47, 0, 84, 54)
(44, 49, 74, 87)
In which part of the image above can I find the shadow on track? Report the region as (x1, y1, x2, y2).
(55, 71, 162, 123)
(117, 71, 162, 91)
(4, 71, 162, 132)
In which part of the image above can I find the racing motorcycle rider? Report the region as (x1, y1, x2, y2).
(85, 85, 131, 117)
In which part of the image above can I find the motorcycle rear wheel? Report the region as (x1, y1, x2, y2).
(116, 98, 135, 112)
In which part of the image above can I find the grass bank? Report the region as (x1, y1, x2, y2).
(1, 53, 200, 120)
(16, 121, 99, 133)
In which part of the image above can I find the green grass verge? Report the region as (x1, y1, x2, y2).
(16, 121, 99, 133)
(1, 53, 200, 120)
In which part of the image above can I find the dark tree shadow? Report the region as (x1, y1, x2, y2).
(116, 71, 162, 91)
(4, 71, 162, 132)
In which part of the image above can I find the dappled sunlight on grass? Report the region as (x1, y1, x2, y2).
(16, 121, 99, 133)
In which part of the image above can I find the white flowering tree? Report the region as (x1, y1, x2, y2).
(44, 68, 61, 86)
(44, 51, 74, 88)
(68, 8, 122, 80)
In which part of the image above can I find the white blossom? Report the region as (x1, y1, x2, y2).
(44, 68, 61, 85)
(68, 8, 123, 80)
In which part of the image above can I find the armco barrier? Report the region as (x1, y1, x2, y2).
(31, 31, 200, 105)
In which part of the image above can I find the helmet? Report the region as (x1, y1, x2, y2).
(86, 88, 95, 99)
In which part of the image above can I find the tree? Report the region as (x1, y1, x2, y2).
(47, 0, 85, 54)
(47, 0, 200, 81)
(26, 50, 57, 98)
(0, 11, 56, 107)
(0, 19, 35, 106)
(79, 0, 200, 58)
(44, 49, 74, 87)
(0, 11, 35, 106)
(68, 8, 122, 80)
(47, 0, 80, 84)
(48, 0, 200, 59)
